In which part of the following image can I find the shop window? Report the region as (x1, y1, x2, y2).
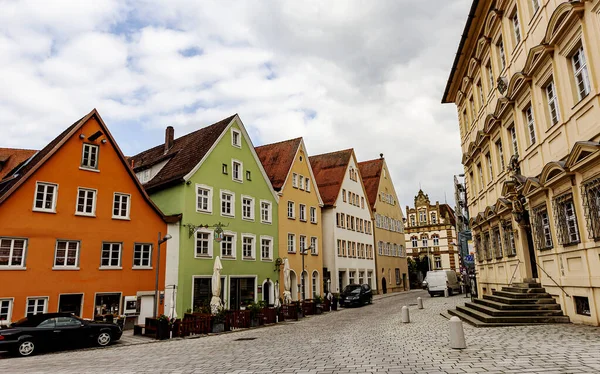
(574, 296, 591, 316)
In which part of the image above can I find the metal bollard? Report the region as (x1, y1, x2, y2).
(401, 306, 410, 323)
(449, 316, 467, 349)
(444, 288, 449, 298)
(417, 297, 423, 309)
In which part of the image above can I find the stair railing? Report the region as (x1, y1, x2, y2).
(508, 259, 520, 285)
(536, 263, 570, 297)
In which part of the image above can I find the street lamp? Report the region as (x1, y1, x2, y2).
(299, 245, 313, 301)
(154, 232, 172, 318)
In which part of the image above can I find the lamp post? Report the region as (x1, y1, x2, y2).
(299, 245, 313, 301)
(155, 232, 172, 318)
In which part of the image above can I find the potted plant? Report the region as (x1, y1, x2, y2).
(314, 295, 324, 315)
(248, 301, 265, 327)
(156, 314, 172, 340)
(211, 307, 227, 333)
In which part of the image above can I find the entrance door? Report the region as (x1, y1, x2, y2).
(58, 294, 83, 316)
(138, 295, 154, 323)
(525, 226, 538, 279)
(263, 281, 271, 306)
(402, 274, 407, 291)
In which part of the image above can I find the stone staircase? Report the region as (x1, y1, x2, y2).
(448, 281, 570, 327)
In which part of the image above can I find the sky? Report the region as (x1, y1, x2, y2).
(0, 0, 471, 211)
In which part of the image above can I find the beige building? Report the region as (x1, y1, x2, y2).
(359, 156, 409, 294)
(405, 190, 459, 272)
(443, 0, 600, 325)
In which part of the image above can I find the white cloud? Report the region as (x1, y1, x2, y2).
(0, 0, 471, 208)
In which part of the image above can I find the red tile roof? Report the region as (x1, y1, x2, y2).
(130, 114, 236, 192)
(0, 148, 37, 180)
(309, 149, 353, 207)
(255, 138, 302, 191)
(357, 158, 383, 210)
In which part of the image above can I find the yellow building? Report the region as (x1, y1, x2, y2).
(359, 156, 409, 293)
(256, 138, 324, 300)
(443, 0, 600, 325)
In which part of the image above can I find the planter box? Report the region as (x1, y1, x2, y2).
(211, 322, 225, 333)
(156, 321, 170, 340)
(315, 305, 323, 315)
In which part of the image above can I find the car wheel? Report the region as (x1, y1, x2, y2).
(97, 331, 112, 347)
(369, 296, 373, 304)
(448, 288, 453, 296)
(429, 292, 434, 297)
(16, 340, 35, 357)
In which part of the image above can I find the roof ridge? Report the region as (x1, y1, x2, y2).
(309, 148, 353, 159)
(256, 137, 302, 149)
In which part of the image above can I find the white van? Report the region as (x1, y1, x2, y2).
(425, 270, 461, 297)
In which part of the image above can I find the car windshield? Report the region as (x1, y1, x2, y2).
(344, 285, 362, 294)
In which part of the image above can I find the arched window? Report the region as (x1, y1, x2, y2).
(421, 234, 429, 247)
(432, 234, 440, 246)
(411, 237, 418, 248)
(312, 271, 319, 298)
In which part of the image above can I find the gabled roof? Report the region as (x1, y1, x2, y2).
(309, 149, 353, 207)
(130, 114, 236, 192)
(0, 109, 179, 223)
(255, 138, 303, 191)
(0, 148, 37, 180)
(439, 204, 457, 226)
(357, 158, 384, 210)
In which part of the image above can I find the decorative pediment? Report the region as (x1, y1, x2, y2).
(484, 205, 496, 220)
(523, 44, 553, 76)
(469, 217, 477, 228)
(467, 58, 480, 78)
(461, 152, 469, 165)
(565, 141, 600, 169)
(539, 161, 568, 185)
(501, 179, 518, 197)
(522, 177, 543, 197)
(494, 198, 512, 214)
(456, 90, 465, 105)
(484, 9, 502, 38)
(467, 142, 476, 156)
(475, 212, 486, 225)
(543, 1, 586, 45)
(475, 130, 489, 148)
(493, 96, 512, 118)
(475, 37, 490, 60)
(462, 76, 472, 92)
(483, 114, 499, 133)
(506, 72, 531, 100)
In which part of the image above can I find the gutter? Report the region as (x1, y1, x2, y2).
(441, 0, 480, 104)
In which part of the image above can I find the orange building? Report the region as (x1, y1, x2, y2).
(0, 109, 177, 324)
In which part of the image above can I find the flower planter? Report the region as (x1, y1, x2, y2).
(250, 318, 260, 328)
(156, 320, 170, 340)
(331, 298, 338, 311)
(315, 304, 323, 315)
(211, 322, 225, 333)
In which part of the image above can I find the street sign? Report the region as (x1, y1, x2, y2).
(464, 255, 474, 263)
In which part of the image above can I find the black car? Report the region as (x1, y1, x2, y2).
(0, 313, 122, 357)
(339, 284, 373, 307)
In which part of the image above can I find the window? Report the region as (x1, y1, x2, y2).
(532, 0, 540, 14)
(502, 220, 517, 256)
(54, 240, 79, 268)
(221, 234, 235, 258)
(431, 212, 437, 224)
(462, 109, 468, 133)
(232, 160, 242, 182)
(492, 227, 503, 258)
(222, 164, 228, 174)
(477, 163, 484, 191)
(546, 80, 560, 126)
(312, 272, 318, 297)
(433, 235, 439, 246)
(378, 241, 383, 255)
(422, 237, 428, 247)
(524, 105, 536, 145)
(512, 10, 521, 45)
(532, 205, 553, 250)
(242, 235, 255, 259)
(434, 256, 442, 269)
(487, 63, 494, 92)
(367, 271, 373, 288)
(486, 152, 493, 182)
(337, 240, 342, 256)
(572, 46, 591, 101)
(287, 234, 296, 253)
(411, 237, 418, 248)
(292, 173, 298, 188)
(483, 232, 492, 260)
(310, 237, 317, 255)
(469, 97, 476, 123)
(410, 215, 415, 226)
(299, 175, 304, 190)
(261, 237, 272, 260)
(553, 193, 580, 245)
(575, 296, 591, 316)
(246, 170, 251, 181)
(231, 129, 241, 148)
(477, 82, 484, 108)
(34, 182, 57, 212)
(349, 271, 355, 284)
(342, 189, 346, 202)
(81, 143, 99, 169)
(509, 125, 518, 156)
(497, 37, 506, 71)
(340, 213, 345, 228)
(195, 231, 211, 258)
(305, 178, 310, 192)
(26, 298, 47, 316)
(287, 201, 295, 219)
(299, 235, 306, 252)
(310, 207, 317, 223)
(113, 193, 130, 219)
(361, 197, 365, 208)
(242, 196, 255, 220)
(134, 243, 152, 267)
(418, 210, 426, 223)
(496, 140, 505, 171)
(299, 204, 306, 221)
(582, 177, 600, 239)
(260, 201, 272, 223)
(76, 188, 96, 216)
(0, 238, 27, 268)
(221, 191, 234, 217)
(0, 299, 12, 324)
(101, 243, 122, 267)
(196, 185, 212, 213)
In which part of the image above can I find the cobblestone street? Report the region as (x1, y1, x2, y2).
(1, 290, 600, 373)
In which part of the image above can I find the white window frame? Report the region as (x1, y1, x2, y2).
(498, 37, 506, 71)
(0, 299, 13, 325)
(299, 175, 304, 190)
(305, 178, 310, 192)
(0, 237, 27, 268)
(220, 190, 235, 217)
(287, 201, 296, 219)
(241, 195, 255, 221)
(133, 243, 153, 267)
(26, 297, 48, 317)
(241, 234, 256, 260)
(100, 242, 122, 268)
(112, 192, 131, 219)
(81, 143, 99, 170)
(299, 235, 307, 252)
(299, 204, 306, 222)
(532, 0, 540, 14)
(509, 125, 518, 156)
(33, 182, 58, 213)
(287, 233, 296, 253)
(572, 46, 591, 101)
(260, 200, 272, 224)
(310, 207, 317, 223)
(496, 140, 505, 171)
(260, 235, 273, 261)
(220, 231, 237, 259)
(53, 240, 80, 269)
(194, 229, 213, 258)
(310, 237, 318, 255)
(512, 10, 521, 45)
(231, 128, 241, 148)
(487, 63, 494, 92)
(292, 173, 298, 188)
(486, 153, 493, 181)
(525, 105, 536, 145)
(196, 184, 213, 214)
(75, 187, 97, 217)
(232, 160, 243, 183)
(546, 80, 560, 126)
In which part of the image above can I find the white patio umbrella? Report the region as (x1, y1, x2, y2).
(274, 282, 281, 308)
(210, 256, 223, 314)
(283, 258, 292, 304)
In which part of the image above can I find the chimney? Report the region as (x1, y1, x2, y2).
(165, 126, 174, 154)
(379, 153, 384, 159)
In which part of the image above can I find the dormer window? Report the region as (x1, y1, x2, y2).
(81, 144, 99, 170)
(231, 129, 241, 148)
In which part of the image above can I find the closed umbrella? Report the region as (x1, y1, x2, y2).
(211, 256, 223, 314)
(274, 282, 281, 308)
(283, 258, 292, 304)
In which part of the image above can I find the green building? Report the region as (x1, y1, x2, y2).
(131, 115, 279, 316)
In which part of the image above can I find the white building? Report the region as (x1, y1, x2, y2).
(310, 149, 377, 293)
